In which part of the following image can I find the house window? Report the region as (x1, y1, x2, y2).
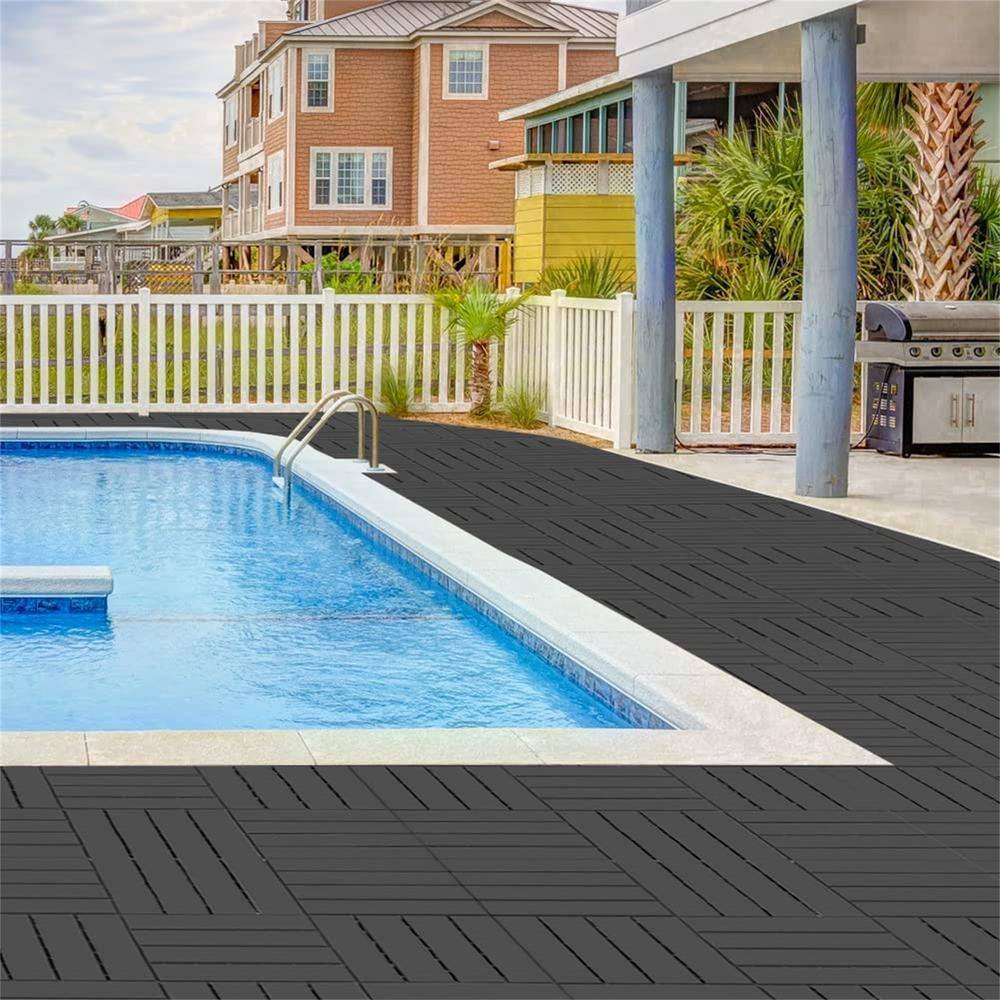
(223, 96, 237, 147)
(336, 153, 365, 205)
(444, 45, 487, 98)
(291, 0, 310, 19)
(570, 114, 584, 153)
(305, 51, 331, 109)
(267, 153, 284, 211)
(267, 52, 286, 120)
(622, 99, 633, 153)
(312, 148, 393, 209)
(371, 151, 388, 206)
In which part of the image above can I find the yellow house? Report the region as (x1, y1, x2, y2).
(141, 192, 223, 241)
(494, 71, 798, 284)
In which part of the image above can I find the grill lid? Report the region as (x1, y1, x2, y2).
(864, 302, 1000, 341)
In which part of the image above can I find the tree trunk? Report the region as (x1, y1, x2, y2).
(905, 82, 983, 300)
(469, 340, 492, 417)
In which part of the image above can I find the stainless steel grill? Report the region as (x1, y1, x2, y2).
(857, 302, 999, 457)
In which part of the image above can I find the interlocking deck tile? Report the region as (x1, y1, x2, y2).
(2, 414, 998, 998)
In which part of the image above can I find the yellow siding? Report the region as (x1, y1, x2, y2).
(513, 196, 546, 285)
(512, 194, 636, 285)
(149, 206, 223, 226)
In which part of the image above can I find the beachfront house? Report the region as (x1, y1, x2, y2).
(216, 0, 618, 282)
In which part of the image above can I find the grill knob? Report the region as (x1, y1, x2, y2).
(930, 346, 942, 358)
(908, 347, 921, 358)
(974, 346, 986, 358)
(952, 346, 964, 357)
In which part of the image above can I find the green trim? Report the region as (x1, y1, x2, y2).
(524, 84, 633, 130)
(616, 100, 625, 153)
(598, 104, 608, 154)
(777, 82, 786, 127)
(582, 110, 591, 153)
(727, 82, 736, 139)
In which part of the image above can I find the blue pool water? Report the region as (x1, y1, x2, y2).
(0, 442, 635, 731)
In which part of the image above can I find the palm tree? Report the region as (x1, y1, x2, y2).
(20, 214, 57, 269)
(903, 83, 984, 300)
(435, 281, 530, 417)
(859, 82, 985, 299)
(56, 211, 84, 234)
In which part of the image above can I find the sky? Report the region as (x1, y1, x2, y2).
(0, 0, 624, 239)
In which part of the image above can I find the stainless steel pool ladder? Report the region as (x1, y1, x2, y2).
(272, 390, 385, 493)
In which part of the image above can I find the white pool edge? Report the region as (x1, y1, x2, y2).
(0, 426, 889, 767)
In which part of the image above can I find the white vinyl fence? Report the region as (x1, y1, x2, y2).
(0, 289, 868, 448)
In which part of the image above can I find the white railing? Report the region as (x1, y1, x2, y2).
(0, 290, 869, 448)
(242, 116, 262, 152)
(505, 291, 634, 447)
(222, 214, 241, 240)
(0, 290, 472, 414)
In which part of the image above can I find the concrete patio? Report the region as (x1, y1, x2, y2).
(625, 449, 1000, 561)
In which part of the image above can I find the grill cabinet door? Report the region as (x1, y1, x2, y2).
(962, 377, 1000, 444)
(912, 377, 964, 444)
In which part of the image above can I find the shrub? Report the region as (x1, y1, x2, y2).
(502, 383, 545, 428)
(380, 366, 412, 417)
(537, 251, 632, 298)
(300, 255, 378, 293)
(14, 281, 45, 294)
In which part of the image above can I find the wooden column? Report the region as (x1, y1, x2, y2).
(796, 6, 858, 498)
(631, 60, 676, 453)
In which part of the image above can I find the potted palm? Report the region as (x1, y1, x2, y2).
(436, 280, 529, 418)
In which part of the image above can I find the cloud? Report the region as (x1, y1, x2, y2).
(2, 158, 48, 184)
(1, 0, 275, 237)
(67, 134, 130, 162)
(1, 0, 625, 237)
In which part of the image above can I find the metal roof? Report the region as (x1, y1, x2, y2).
(289, 1, 616, 40)
(145, 192, 223, 208)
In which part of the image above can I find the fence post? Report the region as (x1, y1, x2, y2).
(611, 291, 635, 449)
(547, 289, 566, 429)
(209, 244, 221, 294)
(497, 286, 520, 401)
(321, 286, 335, 394)
(137, 287, 151, 416)
(2, 241, 13, 294)
(192, 246, 204, 295)
(312, 243, 323, 294)
(286, 242, 298, 294)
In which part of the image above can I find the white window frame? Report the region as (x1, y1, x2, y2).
(292, 0, 310, 20)
(442, 43, 489, 100)
(301, 48, 333, 112)
(267, 52, 286, 122)
(310, 147, 393, 211)
(223, 96, 237, 148)
(267, 151, 284, 212)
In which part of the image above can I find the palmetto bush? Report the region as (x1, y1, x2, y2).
(537, 251, 633, 298)
(676, 105, 914, 301)
(677, 97, 999, 302)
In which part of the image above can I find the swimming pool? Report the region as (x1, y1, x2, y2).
(0, 441, 655, 731)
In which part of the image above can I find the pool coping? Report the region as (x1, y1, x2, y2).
(0, 426, 889, 767)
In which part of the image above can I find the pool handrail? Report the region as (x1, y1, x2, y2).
(273, 392, 383, 491)
(271, 389, 351, 480)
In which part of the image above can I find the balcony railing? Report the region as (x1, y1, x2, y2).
(242, 117, 262, 152)
(222, 214, 241, 240)
(243, 206, 261, 236)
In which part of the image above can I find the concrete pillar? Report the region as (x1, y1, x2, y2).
(632, 65, 676, 453)
(796, 6, 858, 498)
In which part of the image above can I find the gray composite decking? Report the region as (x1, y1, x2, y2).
(1, 413, 998, 1000)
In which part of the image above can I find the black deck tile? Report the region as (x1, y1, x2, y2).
(3, 415, 999, 996)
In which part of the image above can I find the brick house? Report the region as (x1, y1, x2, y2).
(216, 0, 617, 278)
